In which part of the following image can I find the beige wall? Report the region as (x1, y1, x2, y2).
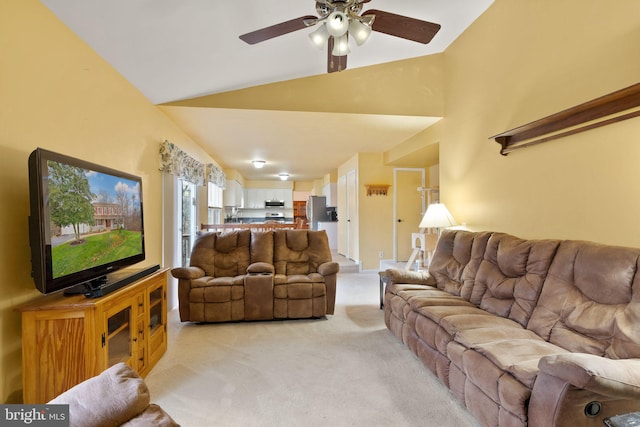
(0, 0, 216, 403)
(441, 0, 640, 245)
(357, 153, 395, 270)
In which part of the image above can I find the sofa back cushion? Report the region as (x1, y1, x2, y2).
(250, 231, 275, 264)
(471, 233, 560, 327)
(528, 240, 640, 358)
(190, 230, 251, 277)
(274, 230, 332, 275)
(428, 230, 493, 300)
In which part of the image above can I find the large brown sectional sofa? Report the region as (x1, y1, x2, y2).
(171, 229, 338, 322)
(385, 229, 640, 427)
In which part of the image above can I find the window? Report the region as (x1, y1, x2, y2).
(180, 180, 197, 267)
(207, 182, 223, 225)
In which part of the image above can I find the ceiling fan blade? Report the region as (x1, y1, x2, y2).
(327, 37, 348, 73)
(239, 15, 318, 45)
(364, 9, 441, 44)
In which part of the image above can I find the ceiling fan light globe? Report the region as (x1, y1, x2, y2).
(332, 34, 350, 56)
(349, 19, 372, 46)
(326, 11, 349, 37)
(309, 24, 330, 49)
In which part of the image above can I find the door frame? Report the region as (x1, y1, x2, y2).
(393, 168, 425, 262)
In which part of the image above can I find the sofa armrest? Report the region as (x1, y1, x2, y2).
(318, 261, 339, 276)
(247, 262, 274, 274)
(171, 266, 205, 280)
(384, 268, 434, 286)
(539, 353, 640, 399)
(49, 363, 150, 427)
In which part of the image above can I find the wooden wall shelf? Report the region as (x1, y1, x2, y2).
(491, 83, 640, 155)
(365, 184, 390, 196)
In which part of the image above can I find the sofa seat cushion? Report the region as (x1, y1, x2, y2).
(387, 283, 434, 296)
(456, 327, 543, 349)
(191, 275, 245, 288)
(408, 291, 476, 310)
(416, 305, 524, 337)
(274, 282, 326, 299)
(412, 306, 528, 356)
(274, 273, 325, 285)
(470, 339, 569, 388)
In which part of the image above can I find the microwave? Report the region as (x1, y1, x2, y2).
(265, 200, 285, 208)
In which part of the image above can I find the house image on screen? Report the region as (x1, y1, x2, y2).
(92, 202, 124, 231)
(55, 202, 124, 239)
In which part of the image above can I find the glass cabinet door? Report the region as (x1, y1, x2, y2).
(149, 286, 164, 334)
(147, 280, 167, 367)
(105, 303, 133, 367)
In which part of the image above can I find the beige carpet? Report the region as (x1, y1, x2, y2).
(144, 272, 480, 427)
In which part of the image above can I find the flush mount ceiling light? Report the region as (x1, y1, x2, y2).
(252, 160, 266, 168)
(239, 0, 441, 73)
(278, 173, 290, 181)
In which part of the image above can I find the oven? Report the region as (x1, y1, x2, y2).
(265, 212, 285, 222)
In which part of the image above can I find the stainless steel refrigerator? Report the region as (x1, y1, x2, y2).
(306, 196, 328, 230)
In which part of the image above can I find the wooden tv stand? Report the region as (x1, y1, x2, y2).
(19, 268, 169, 404)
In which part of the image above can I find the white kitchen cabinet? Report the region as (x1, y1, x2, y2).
(245, 188, 293, 209)
(322, 183, 337, 207)
(223, 180, 244, 207)
(244, 188, 265, 208)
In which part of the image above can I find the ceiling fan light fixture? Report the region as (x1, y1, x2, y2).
(332, 34, 350, 56)
(349, 18, 372, 46)
(309, 24, 330, 49)
(252, 160, 266, 169)
(326, 11, 349, 37)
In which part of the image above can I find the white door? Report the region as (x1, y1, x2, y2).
(337, 175, 347, 256)
(394, 169, 425, 262)
(347, 170, 358, 261)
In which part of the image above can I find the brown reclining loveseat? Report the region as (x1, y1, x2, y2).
(171, 229, 338, 322)
(385, 229, 640, 427)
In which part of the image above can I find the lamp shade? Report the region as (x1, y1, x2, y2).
(326, 11, 349, 37)
(332, 34, 350, 56)
(419, 203, 457, 229)
(309, 24, 330, 50)
(349, 19, 372, 46)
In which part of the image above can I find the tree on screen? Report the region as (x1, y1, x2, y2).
(48, 162, 95, 243)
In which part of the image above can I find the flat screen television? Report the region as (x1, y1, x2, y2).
(28, 148, 149, 297)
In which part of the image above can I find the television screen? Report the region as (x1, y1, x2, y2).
(29, 148, 146, 295)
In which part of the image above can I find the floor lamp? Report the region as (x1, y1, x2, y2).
(418, 203, 457, 268)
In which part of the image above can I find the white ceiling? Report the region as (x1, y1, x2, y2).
(41, 0, 493, 182)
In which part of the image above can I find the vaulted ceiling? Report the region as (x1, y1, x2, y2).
(41, 0, 494, 181)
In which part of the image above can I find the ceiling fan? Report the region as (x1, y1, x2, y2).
(239, 0, 441, 73)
